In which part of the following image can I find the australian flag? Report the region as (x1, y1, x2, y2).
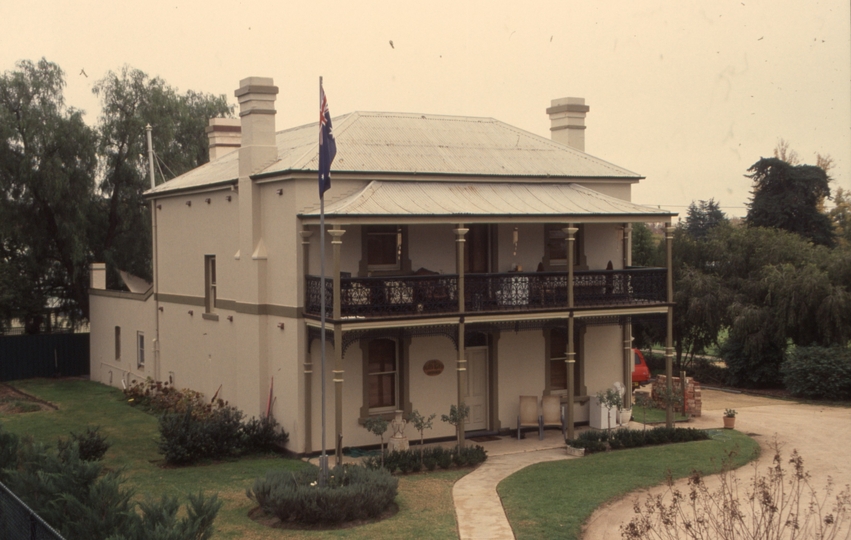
(318, 81, 336, 197)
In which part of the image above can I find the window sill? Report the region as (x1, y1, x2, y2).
(202, 313, 219, 321)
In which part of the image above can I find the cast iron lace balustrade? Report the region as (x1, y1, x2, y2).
(304, 268, 666, 320)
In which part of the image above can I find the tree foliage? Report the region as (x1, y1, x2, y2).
(0, 58, 232, 332)
(745, 157, 835, 247)
(685, 199, 727, 239)
(91, 66, 232, 287)
(0, 59, 97, 332)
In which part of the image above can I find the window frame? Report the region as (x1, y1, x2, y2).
(114, 326, 121, 361)
(542, 224, 585, 270)
(205, 255, 217, 313)
(136, 331, 145, 369)
(544, 327, 584, 397)
(359, 225, 411, 277)
(366, 338, 399, 413)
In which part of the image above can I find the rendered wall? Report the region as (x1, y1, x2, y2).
(89, 293, 156, 388)
(496, 331, 546, 433)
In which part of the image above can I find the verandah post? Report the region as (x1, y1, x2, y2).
(665, 223, 675, 428)
(564, 225, 578, 440)
(455, 225, 469, 447)
(330, 227, 346, 464)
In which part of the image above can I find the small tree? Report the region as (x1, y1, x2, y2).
(441, 404, 469, 446)
(596, 387, 623, 431)
(406, 410, 436, 463)
(362, 416, 389, 467)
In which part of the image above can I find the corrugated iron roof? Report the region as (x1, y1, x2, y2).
(147, 112, 642, 196)
(300, 181, 673, 219)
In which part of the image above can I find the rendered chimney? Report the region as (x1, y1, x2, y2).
(90, 263, 106, 290)
(546, 97, 589, 152)
(234, 77, 278, 176)
(206, 118, 241, 161)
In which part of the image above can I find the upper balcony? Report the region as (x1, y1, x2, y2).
(304, 267, 666, 321)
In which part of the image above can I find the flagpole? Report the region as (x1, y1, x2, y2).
(319, 76, 328, 486)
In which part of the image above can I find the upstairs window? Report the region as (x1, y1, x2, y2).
(545, 224, 582, 268)
(366, 226, 402, 271)
(205, 255, 217, 312)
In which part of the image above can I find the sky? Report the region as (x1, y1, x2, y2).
(2, 0, 849, 219)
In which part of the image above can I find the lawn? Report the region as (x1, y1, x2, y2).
(498, 429, 759, 540)
(0, 379, 464, 539)
(630, 404, 689, 424)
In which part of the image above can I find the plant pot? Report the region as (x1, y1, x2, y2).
(619, 409, 633, 425)
(723, 416, 736, 429)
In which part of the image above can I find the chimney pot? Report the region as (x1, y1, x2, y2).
(547, 97, 589, 152)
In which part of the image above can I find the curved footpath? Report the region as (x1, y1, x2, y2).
(452, 390, 851, 539)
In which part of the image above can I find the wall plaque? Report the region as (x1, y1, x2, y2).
(423, 359, 444, 376)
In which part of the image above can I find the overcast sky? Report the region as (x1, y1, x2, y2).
(2, 0, 849, 218)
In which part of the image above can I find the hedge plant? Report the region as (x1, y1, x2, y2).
(782, 345, 851, 400)
(567, 426, 710, 454)
(247, 464, 397, 524)
(362, 444, 487, 474)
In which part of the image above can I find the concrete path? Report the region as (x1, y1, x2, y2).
(453, 433, 574, 539)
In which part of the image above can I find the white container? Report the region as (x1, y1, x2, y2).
(590, 399, 618, 430)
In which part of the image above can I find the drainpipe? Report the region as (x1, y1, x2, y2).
(147, 125, 161, 382)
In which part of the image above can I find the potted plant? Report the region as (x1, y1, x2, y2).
(723, 408, 737, 429)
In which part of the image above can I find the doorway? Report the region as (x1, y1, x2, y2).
(465, 346, 489, 431)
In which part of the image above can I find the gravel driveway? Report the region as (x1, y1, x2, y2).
(582, 389, 851, 539)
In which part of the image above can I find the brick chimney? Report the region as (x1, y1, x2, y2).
(546, 97, 589, 152)
(90, 263, 106, 290)
(206, 118, 241, 161)
(235, 77, 278, 175)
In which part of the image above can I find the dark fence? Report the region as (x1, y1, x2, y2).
(0, 333, 89, 382)
(0, 481, 65, 540)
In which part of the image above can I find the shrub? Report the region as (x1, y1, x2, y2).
(57, 425, 110, 462)
(621, 442, 851, 539)
(0, 422, 220, 539)
(242, 415, 289, 453)
(782, 345, 851, 400)
(567, 427, 709, 454)
(363, 445, 486, 474)
(722, 333, 786, 388)
(248, 464, 397, 524)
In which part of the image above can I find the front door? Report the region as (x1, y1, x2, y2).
(465, 347, 489, 431)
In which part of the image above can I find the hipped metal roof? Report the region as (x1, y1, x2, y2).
(299, 181, 674, 223)
(147, 112, 643, 196)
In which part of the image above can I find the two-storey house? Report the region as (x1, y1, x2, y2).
(89, 76, 675, 454)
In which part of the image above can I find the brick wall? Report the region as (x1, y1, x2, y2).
(652, 375, 702, 417)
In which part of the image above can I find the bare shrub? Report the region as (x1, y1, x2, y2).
(621, 442, 851, 540)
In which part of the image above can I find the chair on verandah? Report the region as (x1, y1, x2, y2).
(541, 395, 566, 439)
(517, 395, 542, 440)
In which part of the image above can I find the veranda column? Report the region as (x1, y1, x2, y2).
(329, 227, 346, 463)
(622, 224, 633, 409)
(665, 224, 675, 428)
(564, 225, 578, 440)
(455, 225, 469, 447)
(301, 229, 314, 453)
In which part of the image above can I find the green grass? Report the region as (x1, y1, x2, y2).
(631, 404, 689, 424)
(1, 379, 464, 539)
(499, 429, 759, 540)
